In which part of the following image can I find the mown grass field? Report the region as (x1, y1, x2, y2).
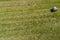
(0, 0, 60, 40)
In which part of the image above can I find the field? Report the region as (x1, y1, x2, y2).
(0, 0, 60, 40)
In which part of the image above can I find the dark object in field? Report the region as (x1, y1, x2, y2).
(50, 7, 57, 12)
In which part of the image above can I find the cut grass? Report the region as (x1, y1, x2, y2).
(0, 0, 60, 40)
